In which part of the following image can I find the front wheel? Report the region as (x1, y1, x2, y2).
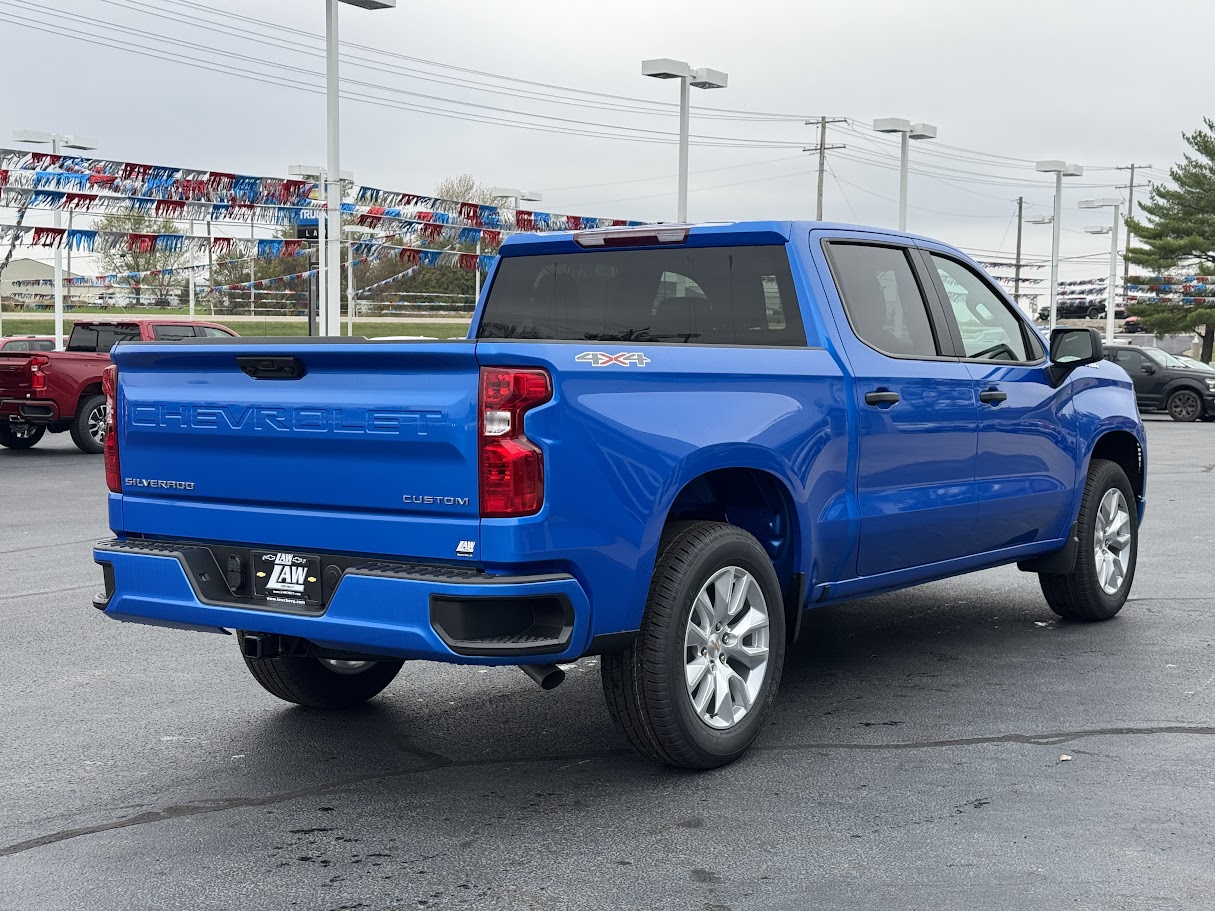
(1167, 389, 1202, 422)
(0, 421, 45, 450)
(601, 521, 786, 769)
(237, 632, 404, 708)
(1039, 459, 1137, 621)
(70, 394, 108, 453)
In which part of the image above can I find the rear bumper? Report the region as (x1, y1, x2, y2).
(1, 398, 59, 422)
(93, 538, 592, 664)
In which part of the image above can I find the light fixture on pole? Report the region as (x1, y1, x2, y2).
(488, 188, 543, 298)
(325, 0, 396, 338)
(12, 130, 98, 351)
(290, 163, 352, 336)
(642, 59, 728, 222)
(1080, 197, 1123, 343)
(1027, 216, 1054, 225)
(873, 118, 937, 231)
(1035, 160, 1084, 333)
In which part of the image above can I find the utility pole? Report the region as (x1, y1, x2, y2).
(803, 117, 846, 220)
(1014, 196, 1024, 304)
(1116, 163, 1152, 291)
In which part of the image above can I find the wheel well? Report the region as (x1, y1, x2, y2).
(1091, 431, 1143, 501)
(665, 467, 799, 593)
(76, 383, 102, 414)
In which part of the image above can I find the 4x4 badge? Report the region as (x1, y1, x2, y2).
(576, 351, 651, 367)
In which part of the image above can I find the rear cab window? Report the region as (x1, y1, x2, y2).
(67, 324, 141, 353)
(478, 245, 806, 346)
(153, 324, 198, 341)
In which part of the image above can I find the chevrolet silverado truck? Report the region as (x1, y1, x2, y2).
(0, 318, 236, 452)
(91, 222, 1146, 769)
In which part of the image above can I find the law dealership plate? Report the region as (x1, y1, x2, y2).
(251, 550, 322, 606)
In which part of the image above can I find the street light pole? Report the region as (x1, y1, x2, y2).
(1081, 197, 1123, 343)
(1035, 161, 1084, 333)
(324, 0, 342, 338)
(642, 59, 728, 223)
(323, 0, 395, 336)
(873, 119, 938, 231)
(13, 130, 98, 350)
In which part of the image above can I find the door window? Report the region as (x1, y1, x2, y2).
(153, 324, 198, 341)
(827, 244, 940, 357)
(200, 326, 235, 337)
(1113, 347, 1152, 374)
(930, 255, 1032, 361)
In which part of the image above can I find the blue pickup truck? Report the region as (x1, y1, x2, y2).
(93, 221, 1146, 768)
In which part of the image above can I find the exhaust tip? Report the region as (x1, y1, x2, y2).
(521, 663, 565, 690)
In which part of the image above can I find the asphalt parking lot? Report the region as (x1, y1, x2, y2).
(2, 417, 1212, 911)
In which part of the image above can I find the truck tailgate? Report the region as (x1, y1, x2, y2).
(111, 340, 482, 561)
(0, 352, 35, 396)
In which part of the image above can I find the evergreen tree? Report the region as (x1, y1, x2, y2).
(1126, 117, 1215, 362)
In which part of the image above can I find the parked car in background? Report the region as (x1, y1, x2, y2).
(0, 335, 60, 352)
(1105, 344, 1215, 421)
(1038, 301, 1127, 321)
(1121, 315, 1145, 333)
(0, 319, 237, 452)
(93, 220, 1147, 769)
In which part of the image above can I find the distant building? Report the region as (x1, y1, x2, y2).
(0, 257, 101, 307)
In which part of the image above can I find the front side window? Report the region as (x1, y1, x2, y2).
(930, 255, 1032, 361)
(479, 245, 806, 346)
(828, 244, 940, 358)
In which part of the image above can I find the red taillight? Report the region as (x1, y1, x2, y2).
(479, 367, 551, 518)
(29, 355, 49, 390)
(102, 365, 120, 493)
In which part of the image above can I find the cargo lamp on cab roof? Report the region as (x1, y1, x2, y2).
(573, 226, 690, 247)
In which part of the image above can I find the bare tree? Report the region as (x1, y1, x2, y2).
(434, 174, 499, 205)
(93, 212, 189, 306)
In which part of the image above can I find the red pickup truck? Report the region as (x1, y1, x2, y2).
(0, 319, 236, 452)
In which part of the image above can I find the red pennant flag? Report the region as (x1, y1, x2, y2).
(516, 211, 534, 231)
(88, 174, 117, 188)
(481, 229, 501, 248)
(65, 193, 94, 210)
(566, 216, 582, 231)
(283, 239, 302, 258)
(458, 253, 478, 271)
(154, 199, 186, 217)
(128, 233, 157, 254)
(459, 202, 481, 225)
(122, 162, 153, 180)
(31, 226, 65, 247)
(416, 210, 434, 222)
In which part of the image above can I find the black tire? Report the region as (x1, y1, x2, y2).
(601, 521, 786, 769)
(1087, 307, 1101, 320)
(0, 421, 45, 450)
(70, 394, 108, 453)
(1039, 459, 1137, 622)
(1166, 389, 1202, 422)
(237, 632, 404, 709)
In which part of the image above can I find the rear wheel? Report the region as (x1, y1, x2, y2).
(1039, 459, 1137, 621)
(1166, 389, 1202, 422)
(70, 394, 108, 453)
(237, 632, 404, 708)
(601, 521, 786, 769)
(1087, 307, 1101, 320)
(0, 421, 45, 450)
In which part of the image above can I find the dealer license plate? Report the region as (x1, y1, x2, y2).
(251, 550, 322, 606)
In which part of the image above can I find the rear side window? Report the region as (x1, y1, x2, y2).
(200, 326, 235, 338)
(153, 324, 198, 341)
(2, 340, 29, 351)
(478, 245, 806, 346)
(67, 324, 141, 352)
(827, 244, 940, 358)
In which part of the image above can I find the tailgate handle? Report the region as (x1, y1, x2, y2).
(237, 356, 306, 380)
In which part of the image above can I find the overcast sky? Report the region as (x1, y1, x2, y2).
(1, 0, 1209, 281)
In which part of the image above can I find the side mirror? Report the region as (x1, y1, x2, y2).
(1048, 327, 1104, 385)
(1141, 363, 1157, 375)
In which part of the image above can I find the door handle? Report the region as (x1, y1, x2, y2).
(864, 390, 900, 407)
(979, 388, 1008, 404)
